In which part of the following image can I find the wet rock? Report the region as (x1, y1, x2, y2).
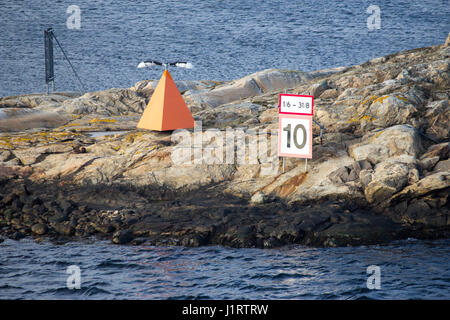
(31, 223, 48, 235)
(406, 200, 432, 220)
(31, 197, 43, 206)
(422, 214, 448, 228)
(93, 223, 116, 234)
(181, 234, 209, 247)
(52, 223, 75, 236)
(130, 238, 146, 245)
(123, 217, 138, 226)
(48, 213, 69, 224)
(10, 218, 22, 227)
(44, 201, 60, 212)
(10, 231, 25, 240)
(10, 198, 24, 211)
(224, 225, 257, 247)
(82, 223, 97, 235)
(70, 209, 83, 217)
(1, 193, 17, 206)
(3, 208, 14, 220)
(314, 215, 402, 246)
(59, 200, 76, 215)
(112, 230, 134, 244)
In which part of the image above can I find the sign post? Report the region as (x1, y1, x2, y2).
(278, 94, 314, 172)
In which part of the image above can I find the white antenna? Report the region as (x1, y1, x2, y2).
(137, 60, 193, 70)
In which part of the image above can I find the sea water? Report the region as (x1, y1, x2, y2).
(0, 0, 449, 96)
(0, 239, 449, 299)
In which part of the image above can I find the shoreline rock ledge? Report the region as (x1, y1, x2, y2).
(0, 37, 449, 248)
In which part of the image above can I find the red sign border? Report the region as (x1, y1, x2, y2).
(278, 94, 314, 116)
(278, 114, 313, 159)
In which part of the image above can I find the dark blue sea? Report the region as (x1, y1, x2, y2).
(0, 0, 449, 96)
(0, 0, 449, 299)
(1, 239, 449, 299)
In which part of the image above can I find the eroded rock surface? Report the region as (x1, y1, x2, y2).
(1, 38, 449, 247)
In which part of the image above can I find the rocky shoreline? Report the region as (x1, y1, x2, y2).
(0, 36, 449, 247)
(1, 178, 448, 248)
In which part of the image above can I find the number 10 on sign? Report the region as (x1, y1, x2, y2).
(278, 114, 312, 158)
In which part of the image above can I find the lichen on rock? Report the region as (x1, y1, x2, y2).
(0, 38, 449, 247)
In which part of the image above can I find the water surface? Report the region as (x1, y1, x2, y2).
(1, 239, 449, 299)
(1, 0, 449, 96)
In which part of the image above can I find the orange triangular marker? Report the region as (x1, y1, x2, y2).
(137, 70, 195, 131)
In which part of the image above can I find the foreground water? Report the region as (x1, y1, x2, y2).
(1, 0, 449, 96)
(1, 239, 449, 299)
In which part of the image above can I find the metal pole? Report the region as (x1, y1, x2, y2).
(305, 158, 308, 172)
(281, 89, 287, 173)
(313, 118, 325, 145)
(44, 28, 55, 94)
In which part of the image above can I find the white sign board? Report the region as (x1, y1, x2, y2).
(279, 94, 313, 116)
(278, 114, 312, 159)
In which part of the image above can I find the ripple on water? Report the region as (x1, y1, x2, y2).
(40, 286, 113, 298)
(0, 239, 449, 299)
(1, 1, 449, 96)
(96, 260, 146, 270)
